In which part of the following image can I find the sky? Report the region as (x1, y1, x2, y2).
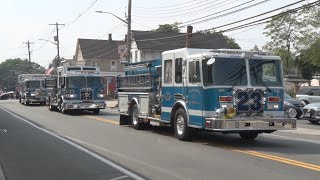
(0, 0, 309, 68)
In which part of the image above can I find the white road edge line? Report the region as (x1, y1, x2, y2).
(0, 107, 145, 180)
(0, 164, 5, 180)
(109, 175, 129, 180)
(263, 133, 320, 145)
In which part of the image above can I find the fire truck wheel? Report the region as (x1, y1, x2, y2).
(174, 108, 191, 141)
(48, 100, 55, 111)
(309, 120, 319, 124)
(93, 109, 100, 114)
(131, 104, 143, 130)
(59, 99, 68, 114)
(239, 131, 259, 140)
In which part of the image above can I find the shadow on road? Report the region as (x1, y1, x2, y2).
(135, 125, 320, 155)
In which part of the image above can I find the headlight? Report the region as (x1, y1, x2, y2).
(284, 101, 293, 106)
(65, 94, 77, 98)
(31, 93, 36, 96)
(97, 94, 106, 98)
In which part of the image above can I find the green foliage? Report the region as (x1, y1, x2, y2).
(0, 58, 45, 91)
(154, 22, 181, 33)
(263, 5, 320, 75)
(297, 38, 320, 80)
(196, 30, 241, 49)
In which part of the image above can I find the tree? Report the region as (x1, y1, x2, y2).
(154, 22, 181, 33)
(263, 5, 320, 75)
(297, 38, 320, 80)
(251, 45, 260, 51)
(0, 58, 45, 91)
(196, 30, 241, 49)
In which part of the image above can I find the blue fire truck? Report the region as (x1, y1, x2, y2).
(117, 48, 296, 141)
(45, 66, 106, 114)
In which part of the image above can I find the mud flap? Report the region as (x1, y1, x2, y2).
(119, 115, 131, 125)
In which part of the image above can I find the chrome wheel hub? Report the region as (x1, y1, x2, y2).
(177, 115, 185, 135)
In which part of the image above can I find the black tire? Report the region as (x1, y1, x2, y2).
(174, 108, 191, 141)
(239, 131, 259, 140)
(309, 120, 320, 124)
(25, 101, 30, 106)
(48, 98, 55, 111)
(120, 115, 130, 125)
(93, 109, 100, 114)
(19, 95, 21, 103)
(131, 104, 143, 130)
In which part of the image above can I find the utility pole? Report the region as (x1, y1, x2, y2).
(49, 22, 64, 69)
(23, 41, 33, 73)
(127, 0, 132, 63)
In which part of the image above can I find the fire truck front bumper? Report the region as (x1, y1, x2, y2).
(204, 117, 296, 132)
(62, 100, 106, 110)
(26, 96, 46, 103)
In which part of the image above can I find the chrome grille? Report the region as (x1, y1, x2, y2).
(80, 88, 93, 100)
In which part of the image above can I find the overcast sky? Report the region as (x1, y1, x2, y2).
(0, 0, 308, 67)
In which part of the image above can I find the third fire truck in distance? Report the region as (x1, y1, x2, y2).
(18, 74, 51, 105)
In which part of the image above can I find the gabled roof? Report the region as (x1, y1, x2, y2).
(131, 30, 231, 51)
(77, 38, 124, 60)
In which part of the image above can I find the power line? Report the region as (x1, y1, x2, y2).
(180, 0, 271, 26)
(133, 0, 240, 19)
(134, 0, 222, 14)
(63, 0, 99, 27)
(130, 1, 317, 43)
(204, 0, 308, 30)
(134, 0, 209, 10)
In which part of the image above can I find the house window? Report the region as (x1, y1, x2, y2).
(111, 61, 116, 71)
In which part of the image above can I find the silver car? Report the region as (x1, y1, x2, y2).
(302, 103, 320, 124)
(296, 86, 320, 104)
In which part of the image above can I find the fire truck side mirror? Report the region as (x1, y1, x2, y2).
(207, 57, 215, 65)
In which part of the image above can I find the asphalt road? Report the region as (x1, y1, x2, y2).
(0, 101, 140, 180)
(0, 99, 320, 180)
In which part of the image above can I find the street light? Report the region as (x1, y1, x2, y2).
(38, 38, 57, 45)
(96, 9, 131, 62)
(38, 38, 59, 72)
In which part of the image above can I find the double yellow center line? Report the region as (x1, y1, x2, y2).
(85, 115, 320, 172)
(216, 144, 320, 172)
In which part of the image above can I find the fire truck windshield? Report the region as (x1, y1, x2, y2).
(66, 76, 85, 88)
(249, 59, 282, 87)
(26, 80, 41, 89)
(87, 77, 103, 88)
(202, 58, 247, 86)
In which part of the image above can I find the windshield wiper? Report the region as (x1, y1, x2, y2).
(230, 62, 246, 90)
(251, 65, 272, 92)
(222, 60, 246, 84)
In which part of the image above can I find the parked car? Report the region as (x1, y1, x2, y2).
(302, 103, 320, 124)
(284, 93, 305, 118)
(296, 86, 320, 104)
(0, 93, 10, 100)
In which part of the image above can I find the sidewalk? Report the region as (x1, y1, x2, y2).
(105, 99, 118, 108)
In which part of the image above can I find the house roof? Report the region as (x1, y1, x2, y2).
(77, 38, 124, 60)
(131, 30, 231, 51)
